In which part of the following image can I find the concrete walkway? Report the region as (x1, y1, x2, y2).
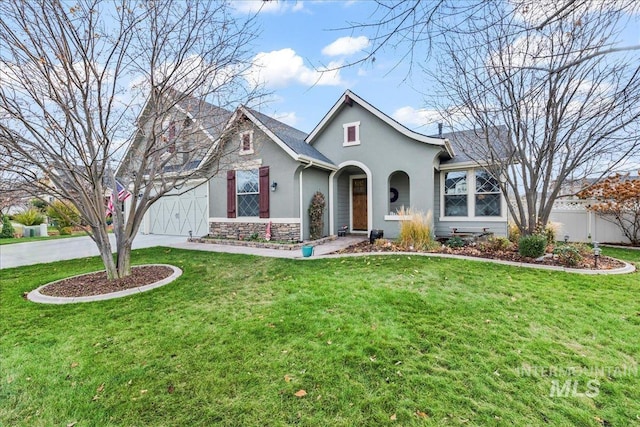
(0, 234, 186, 269)
(0, 234, 367, 269)
(171, 236, 367, 259)
(2, 234, 634, 276)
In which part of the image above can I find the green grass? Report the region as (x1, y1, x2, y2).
(1, 248, 639, 426)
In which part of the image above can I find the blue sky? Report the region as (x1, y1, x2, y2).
(235, 0, 440, 134)
(234, 0, 640, 139)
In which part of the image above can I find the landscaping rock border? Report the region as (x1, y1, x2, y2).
(188, 235, 336, 250)
(321, 252, 636, 275)
(27, 264, 182, 304)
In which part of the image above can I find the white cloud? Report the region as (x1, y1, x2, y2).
(322, 36, 370, 57)
(233, 1, 305, 14)
(273, 111, 298, 127)
(392, 106, 442, 129)
(247, 48, 343, 89)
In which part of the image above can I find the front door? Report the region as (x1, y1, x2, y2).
(352, 178, 367, 231)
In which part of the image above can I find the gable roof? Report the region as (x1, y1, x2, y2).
(118, 88, 233, 177)
(438, 125, 511, 167)
(168, 88, 233, 143)
(239, 107, 336, 170)
(305, 89, 454, 157)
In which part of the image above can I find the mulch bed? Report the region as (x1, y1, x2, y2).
(333, 241, 627, 270)
(38, 265, 174, 298)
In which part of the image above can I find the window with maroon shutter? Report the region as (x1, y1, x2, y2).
(168, 121, 176, 153)
(343, 121, 360, 146)
(240, 131, 253, 154)
(259, 166, 270, 218)
(347, 126, 356, 142)
(226, 170, 236, 218)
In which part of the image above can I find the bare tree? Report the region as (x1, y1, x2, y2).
(341, 0, 639, 74)
(427, 1, 640, 234)
(0, 0, 259, 278)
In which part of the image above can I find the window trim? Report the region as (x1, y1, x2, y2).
(439, 168, 507, 222)
(239, 130, 254, 155)
(342, 121, 360, 147)
(236, 169, 260, 217)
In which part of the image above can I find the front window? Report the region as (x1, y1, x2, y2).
(475, 170, 501, 216)
(236, 169, 259, 216)
(444, 171, 468, 216)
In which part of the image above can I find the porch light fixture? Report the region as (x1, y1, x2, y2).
(271, 181, 278, 192)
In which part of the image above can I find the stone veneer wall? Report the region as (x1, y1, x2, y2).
(209, 221, 301, 242)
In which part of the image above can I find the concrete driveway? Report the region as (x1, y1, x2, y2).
(0, 234, 187, 269)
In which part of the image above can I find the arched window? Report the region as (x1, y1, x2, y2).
(388, 171, 410, 214)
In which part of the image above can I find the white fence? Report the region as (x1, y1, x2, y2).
(548, 199, 631, 244)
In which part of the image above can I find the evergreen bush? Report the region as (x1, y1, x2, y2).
(518, 234, 547, 258)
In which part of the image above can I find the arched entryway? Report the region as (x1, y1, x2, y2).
(329, 161, 372, 234)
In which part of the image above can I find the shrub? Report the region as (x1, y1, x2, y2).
(508, 222, 521, 243)
(538, 221, 561, 246)
(485, 236, 513, 252)
(1, 215, 15, 238)
(47, 200, 80, 231)
(31, 198, 48, 213)
(518, 234, 547, 258)
(445, 236, 465, 248)
(397, 208, 437, 250)
(553, 244, 583, 267)
(60, 226, 74, 236)
(308, 191, 326, 240)
(13, 208, 45, 226)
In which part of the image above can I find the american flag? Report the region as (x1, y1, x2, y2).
(106, 180, 131, 216)
(116, 180, 131, 202)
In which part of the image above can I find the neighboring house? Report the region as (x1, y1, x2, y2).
(129, 89, 510, 240)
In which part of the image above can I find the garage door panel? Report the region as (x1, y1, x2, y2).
(147, 185, 208, 236)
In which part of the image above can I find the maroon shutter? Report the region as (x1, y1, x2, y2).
(347, 126, 356, 142)
(259, 166, 269, 218)
(227, 170, 236, 218)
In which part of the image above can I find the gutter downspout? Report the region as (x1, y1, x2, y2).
(299, 161, 315, 241)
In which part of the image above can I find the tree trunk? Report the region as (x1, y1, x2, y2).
(92, 224, 118, 280)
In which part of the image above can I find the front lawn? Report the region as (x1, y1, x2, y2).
(1, 248, 638, 426)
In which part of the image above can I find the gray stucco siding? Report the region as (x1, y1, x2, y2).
(310, 102, 444, 238)
(300, 167, 330, 240)
(208, 122, 302, 219)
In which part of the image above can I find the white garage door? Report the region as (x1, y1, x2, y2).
(147, 185, 209, 237)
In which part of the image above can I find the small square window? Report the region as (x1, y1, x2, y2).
(343, 122, 360, 146)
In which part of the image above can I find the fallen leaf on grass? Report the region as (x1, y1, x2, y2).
(390, 413, 397, 421)
(294, 389, 307, 398)
(66, 423, 77, 427)
(70, 362, 79, 368)
(96, 383, 104, 393)
(284, 374, 293, 383)
(167, 384, 174, 394)
(140, 389, 148, 394)
(415, 410, 429, 419)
